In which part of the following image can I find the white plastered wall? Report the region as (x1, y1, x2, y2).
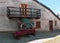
(0, 0, 59, 31)
(31, 1, 59, 31)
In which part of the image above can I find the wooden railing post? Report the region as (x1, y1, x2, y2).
(7, 7, 41, 19)
(7, 7, 10, 17)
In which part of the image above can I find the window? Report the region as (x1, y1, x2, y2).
(55, 21, 57, 26)
(20, 4, 28, 16)
(36, 21, 41, 28)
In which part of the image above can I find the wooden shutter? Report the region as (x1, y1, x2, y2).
(36, 21, 40, 28)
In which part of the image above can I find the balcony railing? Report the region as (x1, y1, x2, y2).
(7, 7, 41, 19)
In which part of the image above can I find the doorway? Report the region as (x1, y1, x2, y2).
(49, 20, 53, 31)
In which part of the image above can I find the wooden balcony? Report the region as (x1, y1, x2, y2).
(7, 7, 41, 19)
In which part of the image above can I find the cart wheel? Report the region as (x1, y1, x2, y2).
(31, 33, 35, 36)
(8, 17, 12, 19)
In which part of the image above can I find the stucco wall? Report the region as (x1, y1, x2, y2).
(32, 1, 59, 31)
(0, 0, 32, 31)
(0, 0, 59, 31)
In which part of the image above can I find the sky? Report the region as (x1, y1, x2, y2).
(38, 0, 60, 14)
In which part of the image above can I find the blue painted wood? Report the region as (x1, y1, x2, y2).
(21, 18, 34, 29)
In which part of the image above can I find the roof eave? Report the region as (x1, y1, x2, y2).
(33, 0, 60, 20)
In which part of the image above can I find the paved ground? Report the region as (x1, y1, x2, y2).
(43, 35, 60, 43)
(0, 30, 60, 43)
